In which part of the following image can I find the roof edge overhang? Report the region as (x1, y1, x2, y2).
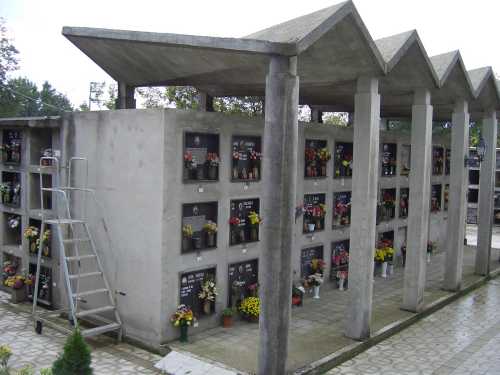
(62, 26, 298, 57)
(469, 66, 500, 102)
(295, 1, 386, 74)
(430, 50, 475, 99)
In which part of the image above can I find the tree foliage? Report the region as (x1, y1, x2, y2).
(0, 18, 19, 85)
(0, 78, 72, 117)
(52, 329, 93, 375)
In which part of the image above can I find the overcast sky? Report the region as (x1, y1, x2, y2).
(2, 0, 499, 107)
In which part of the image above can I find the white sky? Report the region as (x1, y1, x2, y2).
(1, 0, 499, 107)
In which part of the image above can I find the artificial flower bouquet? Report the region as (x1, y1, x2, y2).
(239, 296, 260, 321)
(170, 304, 196, 327)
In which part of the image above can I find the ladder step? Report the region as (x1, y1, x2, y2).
(68, 271, 102, 280)
(65, 254, 96, 261)
(63, 238, 91, 244)
(81, 323, 121, 338)
(76, 305, 115, 318)
(73, 288, 108, 298)
(46, 219, 85, 225)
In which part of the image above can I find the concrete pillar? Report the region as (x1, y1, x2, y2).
(198, 91, 214, 112)
(116, 82, 136, 109)
(258, 55, 299, 375)
(310, 106, 323, 123)
(443, 100, 469, 290)
(401, 89, 432, 312)
(345, 77, 380, 340)
(475, 110, 498, 275)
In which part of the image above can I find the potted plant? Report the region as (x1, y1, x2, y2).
(183, 151, 195, 180)
(248, 150, 262, 180)
(24, 226, 40, 254)
(239, 296, 260, 322)
(229, 217, 241, 245)
(318, 148, 331, 176)
(0, 183, 10, 204)
(4, 275, 26, 303)
(170, 304, 196, 343)
(206, 152, 219, 180)
(222, 308, 233, 327)
(247, 211, 261, 242)
(203, 221, 217, 248)
(182, 224, 193, 252)
(304, 148, 317, 177)
(374, 246, 386, 277)
(307, 273, 323, 299)
(198, 278, 217, 315)
(292, 284, 305, 306)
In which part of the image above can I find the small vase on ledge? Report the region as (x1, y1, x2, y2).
(313, 285, 320, 299)
(381, 261, 388, 278)
(338, 277, 345, 291)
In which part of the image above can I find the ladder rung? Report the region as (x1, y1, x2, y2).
(76, 305, 115, 318)
(73, 288, 108, 298)
(69, 271, 102, 280)
(63, 238, 91, 244)
(46, 219, 85, 225)
(81, 323, 121, 337)
(65, 254, 96, 261)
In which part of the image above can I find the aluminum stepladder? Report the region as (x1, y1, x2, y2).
(32, 156, 122, 340)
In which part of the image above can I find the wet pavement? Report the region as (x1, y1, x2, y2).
(326, 279, 500, 375)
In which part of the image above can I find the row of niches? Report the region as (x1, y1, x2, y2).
(179, 186, 446, 253)
(177, 229, 406, 317)
(1, 128, 56, 167)
(182, 132, 451, 183)
(1, 251, 53, 307)
(0, 172, 53, 210)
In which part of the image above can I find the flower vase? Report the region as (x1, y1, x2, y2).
(381, 261, 388, 278)
(427, 252, 431, 263)
(183, 166, 190, 181)
(196, 165, 205, 180)
(388, 263, 394, 276)
(230, 230, 239, 245)
(11, 287, 26, 304)
(208, 166, 217, 180)
(315, 218, 321, 230)
(250, 226, 258, 242)
(321, 164, 327, 177)
(307, 223, 315, 232)
(203, 300, 211, 315)
(313, 285, 320, 299)
(206, 232, 215, 248)
(233, 167, 239, 180)
(338, 277, 345, 291)
(42, 246, 50, 258)
(30, 240, 37, 254)
(193, 237, 202, 250)
(239, 228, 246, 243)
(179, 324, 189, 343)
(182, 236, 192, 252)
(252, 167, 259, 180)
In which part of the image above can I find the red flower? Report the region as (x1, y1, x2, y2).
(184, 152, 193, 162)
(229, 217, 240, 226)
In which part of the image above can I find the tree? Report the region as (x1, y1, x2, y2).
(52, 329, 93, 375)
(0, 18, 19, 85)
(39, 81, 73, 115)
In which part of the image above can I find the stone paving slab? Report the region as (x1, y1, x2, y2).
(326, 279, 500, 375)
(0, 291, 163, 374)
(169, 246, 500, 374)
(154, 350, 239, 375)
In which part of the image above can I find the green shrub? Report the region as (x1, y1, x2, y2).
(52, 329, 92, 375)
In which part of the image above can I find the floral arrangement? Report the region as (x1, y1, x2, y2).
(222, 308, 233, 317)
(229, 217, 241, 226)
(374, 248, 386, 263)
(311, 203, 327, 218)
(198, 279, 217, 302)
(305, 148, 317, 162)
(239, 296, 260, 318)
(182, 224, 193, 238)
(0, 344, 12, 369)
(2, 261, 17, 277)
(249, 150, 262, 162)
(232, 151, 240, 160)
(184, 151, 195, 168)
(341, 155, 352, 167)
(311, 258, 326, 274)
(42, 229, 51, 244)
(4, 275, 25, 289)
(383, 191, 395, 207)
(24, 226, 39, 240)
(170, 304, 196, 327)
(203, 220, 217, 234)
(7, 215, 19, 229)
(384, 246, 395, 262)
(318, 148, 331, 162)
(206, 153, 220, 167)
(0, 183, 9, 195)
(306, 273, 324, 287)
(248, 211, 262, 226)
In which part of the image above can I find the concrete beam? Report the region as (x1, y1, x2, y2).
(443, 100, 469, 290)
(402, 88, 432, 312)
(258, 55, 299, 375)
(116, 82, 136, 109)
(475, 110, 498, 275)
(345, 77, 380, 340)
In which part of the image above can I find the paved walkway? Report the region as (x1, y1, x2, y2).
(326, 279, 500, 375)
(170, 246, 500, 373)
(0, 291, 163, 374)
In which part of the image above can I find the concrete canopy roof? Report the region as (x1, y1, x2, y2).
(63, 1, 500, 119)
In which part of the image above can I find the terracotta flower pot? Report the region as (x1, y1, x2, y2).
(222, 315, 233, 328)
